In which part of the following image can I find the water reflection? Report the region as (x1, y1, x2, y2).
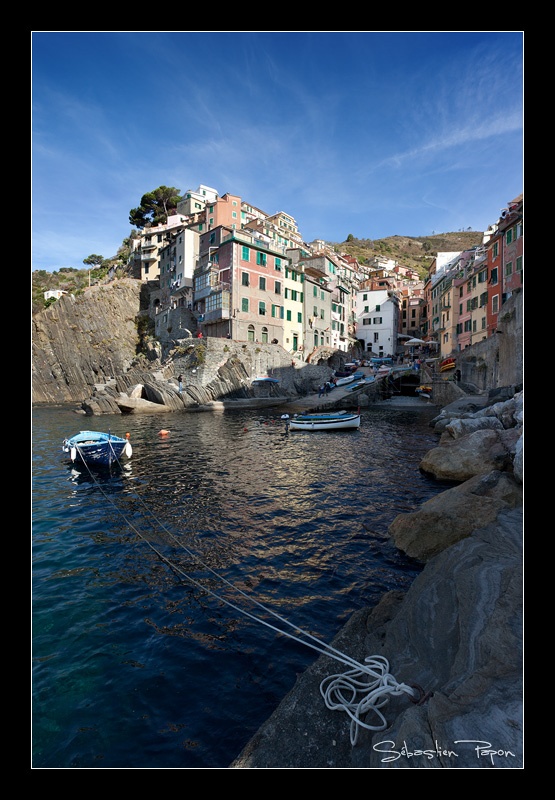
(32, 402, 443, 767)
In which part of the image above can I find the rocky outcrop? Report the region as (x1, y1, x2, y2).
(231, 389, 524, 768)
(32, 279, 143, 404)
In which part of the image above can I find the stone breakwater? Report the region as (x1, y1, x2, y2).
(230, 390, 523, 769)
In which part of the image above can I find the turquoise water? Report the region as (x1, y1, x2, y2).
(32, 402, 442, 768)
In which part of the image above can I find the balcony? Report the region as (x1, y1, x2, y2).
(203, 307, 230, 322)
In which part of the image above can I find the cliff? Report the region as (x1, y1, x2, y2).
(32, 279, 144, 404)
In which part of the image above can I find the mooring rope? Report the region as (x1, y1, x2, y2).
(69, 446, 420, 742)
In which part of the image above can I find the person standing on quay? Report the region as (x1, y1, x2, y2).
(177, 374, 183, 393)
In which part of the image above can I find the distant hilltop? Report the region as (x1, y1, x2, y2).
(337, 230, 484, 276)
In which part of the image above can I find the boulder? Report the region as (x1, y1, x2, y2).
(389, 471, 522, 561)
(116, 395, 174, 414)
(420, 428, 514, 481)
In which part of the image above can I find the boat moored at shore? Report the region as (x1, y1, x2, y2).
(289, 411, 361, 431)
(62, 430, 132, 467)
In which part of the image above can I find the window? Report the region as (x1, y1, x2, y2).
(363, 317, 371, 325)
(492, 295, 499, 314)
(248, 325, 255, 342)
(297, 312, 302, 323)
(506, 228, 513, 245)
(274, 280, 281, 294)
(313, 306, 318, 316)
(376, 304, 381, 311)
(313, 286, 318, 297)
(516, 256, 523, 273)
(505, 261, 513, 277)
(490, 268, 498, 285)
(320, 309, 325, 319)
(259, 301, 266, 315)
(241, 272, 249, 286)
(241, 297, 249, 312)
(256, 252, 267, 267)
(242, 246, 250, 262)
(373, 317, 382, 324)
(275, 258, 282, 271)
(259, 277, 266, 291)
(481, 316, 486, 330)
(232, 211, 237, 219)
(261, 326, 268, 343)
(271, 305, 284, 319)
(492, 241, 499, 258)
(286, 310, 292, 321)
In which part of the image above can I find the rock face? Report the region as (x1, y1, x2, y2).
(32, 279, 143, 404)
(231, 507, 523, 769)
(231, 390, 523, 768)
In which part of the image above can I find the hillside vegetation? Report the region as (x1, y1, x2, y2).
(334, 230, 484, 276)
(32, 230, 484, 315)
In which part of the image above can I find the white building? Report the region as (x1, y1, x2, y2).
(355, 287, 400, 357)
(44, 290, 68, 301)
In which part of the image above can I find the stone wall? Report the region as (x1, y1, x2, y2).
(457, 289, 523, 391)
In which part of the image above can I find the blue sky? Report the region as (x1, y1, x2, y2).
(32, 31, 524, 272)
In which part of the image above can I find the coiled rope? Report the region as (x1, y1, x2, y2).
(70, 448, 421, 743)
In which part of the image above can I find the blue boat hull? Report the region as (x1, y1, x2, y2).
(62, 431, 132, 467)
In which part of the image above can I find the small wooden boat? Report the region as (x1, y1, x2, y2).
(62, 430, 132, 467)
(289, 411, 361, 431)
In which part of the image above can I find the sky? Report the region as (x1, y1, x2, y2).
(32, 31, 524, 272)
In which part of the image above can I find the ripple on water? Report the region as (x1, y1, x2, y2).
(32, 402, 441, 768)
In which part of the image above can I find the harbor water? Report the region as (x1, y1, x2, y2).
(32, 400, 444, 769)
